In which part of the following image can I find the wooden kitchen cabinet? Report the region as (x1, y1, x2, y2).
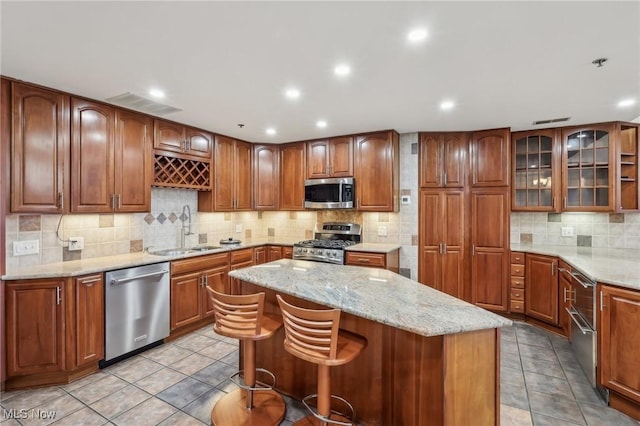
(470, 128, 510, 187)
(559, 260, 573, 339)
(419, 190, 466, 299)
(254, 246, 267, 264)
(229, 248, 255, 294)
(470, 189, 510, 311)
(153, 119, 212, 159)
(306, 137, 353, 178)
(71, 99, 151, 213)
(282, 246, 293, 259)
(512, 129, 561, 211)
(510, 251, 526, 313)
(419, 132, 467, 188)
(170, 252, 230, 333)
(617, 123, 639, 211)
(354, 130, 399, 212)
(253, 144, 279, 210)
(279, 142, 306, 210)
(267, 246, 283, 261)
(525, 253, 559, 325)
(199, 135, 252, 211)
(11, 82, 70, 213)
(345, 250, 399, 273)
(5, 279, 68, 377)
(598, 284, 640, 417)
(74, 274, 104, 367)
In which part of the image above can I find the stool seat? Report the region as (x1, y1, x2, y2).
(207, 288, 286, 426)
(277, 295, 367, 426)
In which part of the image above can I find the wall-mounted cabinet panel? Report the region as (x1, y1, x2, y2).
(154, 119, 212, 159)
(354, 131, 399, 211)
(470, 128, 510, 187)
(11, 83, 70, 213)
(419, 132, 467, 188)
(279, 142, 306, 210)
(254, 144, 279, 210)
(618, 123, 639, 211)
(307, 137, 353, 178)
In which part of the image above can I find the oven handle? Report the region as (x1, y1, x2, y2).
(567, 271, 595, 289)
(566, 307, 594, 335)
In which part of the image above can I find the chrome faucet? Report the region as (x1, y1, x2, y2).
(180, 205, 193, 248)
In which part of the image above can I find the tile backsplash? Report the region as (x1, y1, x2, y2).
(511, 212, 640, 249)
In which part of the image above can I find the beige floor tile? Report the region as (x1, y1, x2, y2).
(70, 375, 129, 405)
(157, 411, 206, 426)
(144, 345, 192, 366)
(107, 357, 164, 383)
(111, 397, 176, 426)
(48, 407, 108, 426)
(170, 353, 215, 376)
(89, 385, 150, 419)
(20, 394, 84, 426)
(173, 334, 216, 353)
(1, 387, 67, 411)
(61, 371, 112, 392)
(197, 341, 237, 361)
(133, 368, 187, 395)
(501, 399, 533, 425)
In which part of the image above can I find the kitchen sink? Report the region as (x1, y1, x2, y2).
(189, 245, 222, 251)
(149, 246, 223, 256)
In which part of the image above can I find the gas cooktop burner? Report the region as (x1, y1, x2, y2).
(292, 222, 362, 264)
(295, 239, 357, 249)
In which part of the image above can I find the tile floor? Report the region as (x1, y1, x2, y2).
(0, 322, 638, 425)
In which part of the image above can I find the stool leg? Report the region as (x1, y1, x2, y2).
(317, 364, 330, 426)
(243, 340, 256, 410)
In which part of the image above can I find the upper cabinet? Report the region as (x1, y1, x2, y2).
(512, 129, 561, 211)
(199, 135, 252, 211)
(153, 119, 212, 159)
(279, 142, 306, 210)
(306, 136, 353, 178)
(11, 82, 70, 213)
(513, 122, 639, 213)
(354, 131, 399, 211)
(71, 99, 150, 213)
(470, 128, 510, 187)
(419, 132, 467, 188)
(253, 144, 279, 210)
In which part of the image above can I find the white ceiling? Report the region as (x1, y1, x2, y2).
(2, 1, 639, 144)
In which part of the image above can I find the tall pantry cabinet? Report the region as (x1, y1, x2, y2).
(419, 129, 510, 311)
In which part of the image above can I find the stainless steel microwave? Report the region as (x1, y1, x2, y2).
(304, 177, 354, 209)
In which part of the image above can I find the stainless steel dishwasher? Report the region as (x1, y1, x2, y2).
(104, 262, 170, 362)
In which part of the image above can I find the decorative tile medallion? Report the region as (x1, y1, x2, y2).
(157, 213, 167, 224)
(144, 214, 155, 225)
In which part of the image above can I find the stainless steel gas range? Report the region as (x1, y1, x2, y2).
(292, 222, 361, 265)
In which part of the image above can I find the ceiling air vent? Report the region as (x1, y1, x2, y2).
(105, 92, 182, 116)
(532, 117, 571, 125)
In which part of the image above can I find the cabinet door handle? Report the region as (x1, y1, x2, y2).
(82, 277, 101, 285)
(358, 258, 370, 263)
(563, 197, 567, 209)
(56, 286, 62, 305)
(58, 192, 64, 209)
(553, 197, 557, 210)
(110, 194, 115, 210)
(551, 261, 557, 276)
(117, 194, 122, 209)
(443, 243, 447, 254)
(443, 173, 447, 186)
(472, 245, 476, 256)
(600, 290, 605, 311)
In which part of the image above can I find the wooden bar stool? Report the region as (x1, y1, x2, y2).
(206, 288, 286, 426)
(276, 295, 367, 426)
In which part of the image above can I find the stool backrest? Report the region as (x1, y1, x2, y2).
(276, 294, 341, 362)
(206, 287, 265, 338)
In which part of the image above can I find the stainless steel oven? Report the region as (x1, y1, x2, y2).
(563, 267, 608, 400)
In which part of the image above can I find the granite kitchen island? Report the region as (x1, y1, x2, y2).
(229, 259, 511, 426)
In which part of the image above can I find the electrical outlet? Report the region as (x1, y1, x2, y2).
(401, 195, 411, 205)
(13, 240, 39, 256)
(378, 225, 387, 237)
(561, 227, 575, 237)
(235, 224, 243, 233)
(68, 237, 84, 251)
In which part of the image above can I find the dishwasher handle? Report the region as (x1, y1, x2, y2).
(110, 269, 169, 285)
(566, 307, 594, 335)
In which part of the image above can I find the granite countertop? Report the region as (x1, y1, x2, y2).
(229, 259, 512, 338)
(1, 239, 402, 280)
(511, 244, 640, 291)
(345, 243, 401, 253)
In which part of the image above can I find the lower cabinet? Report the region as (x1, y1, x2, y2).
(170, 253, 230, 332)
(283, 246, 293, 259)
(598, 284, 640, 415)
(4, 274, 104, 389)
(230, 248, 255, 294)
(254, 246, 267, 264)
(525, 253, 559, 325)
(345, 250, 399, 273)
(510, 252, 525, 313)
(267, 245, 283, 262)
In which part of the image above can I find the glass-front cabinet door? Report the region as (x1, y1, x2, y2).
(561, 124, 615, 211)
(512, 129, 560, 211)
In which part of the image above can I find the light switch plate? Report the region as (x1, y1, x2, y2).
(378, 226, 387, 237)
(561, 227, 574, 237)
(13, 240, 39, 256)
(68, 236, 84, 251)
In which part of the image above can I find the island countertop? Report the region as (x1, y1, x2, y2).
(229, 259, 511, 338)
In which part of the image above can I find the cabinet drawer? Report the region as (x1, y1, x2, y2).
(345, 252, 386, 268)
(511, 300, 525, 313)
(511, 289, 525, 301)
(511, 277, 525, 288)
(510, 264, 525, 277)
(172, 252, 229, 275)
(230, 248, 254, 265)
(511, 252, 525, 265)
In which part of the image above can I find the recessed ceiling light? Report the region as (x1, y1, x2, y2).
(316, 120, 327, 128)
(334, 64, 351, 76)
(440, 100, 455, 110)
(285, 88, 301, 99)
(618, 98, 636, 108)
(266, 128, 276, 136)
(407, 28, 427, 42)
(148, 88, 165, 99)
